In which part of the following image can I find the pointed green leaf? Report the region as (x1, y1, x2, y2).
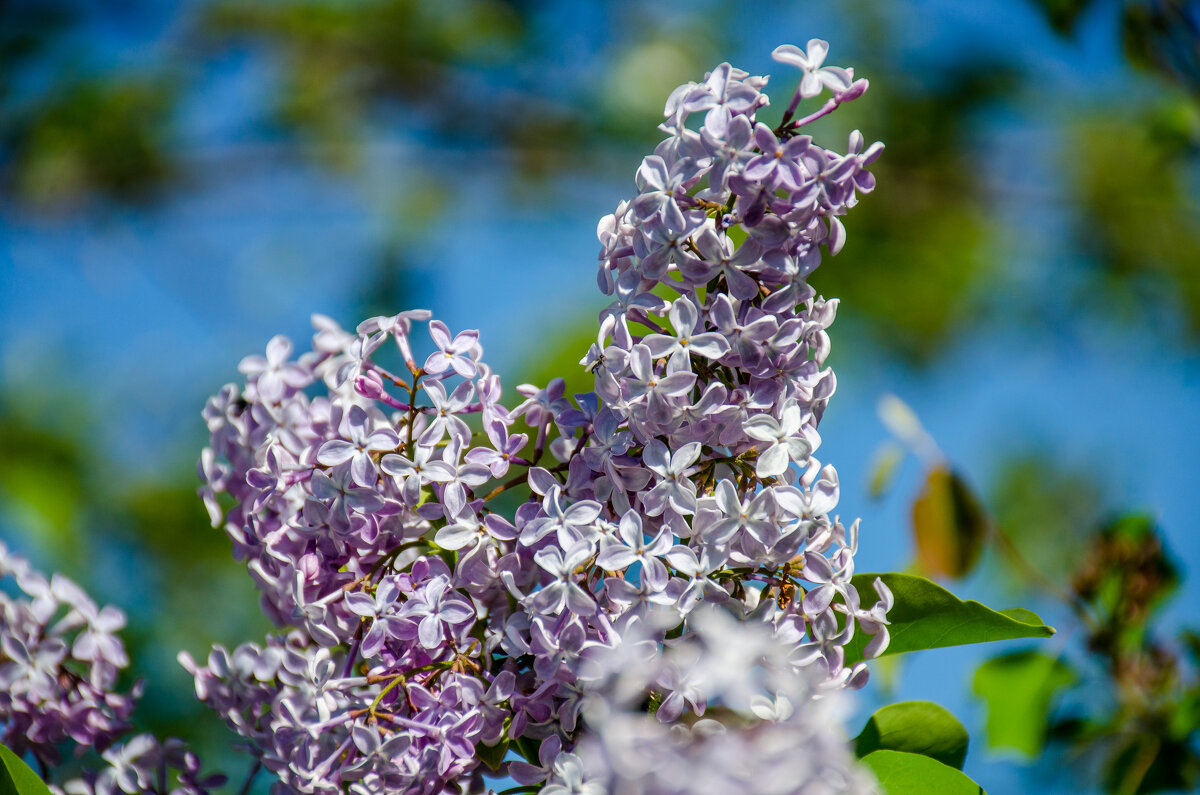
(474, 738, 510, 772)
(855, 701, 969, 769)
(861, 750, 986, 794)
(0, 745, 52, 795)
(972, 650, 1075, 757)
(997, 608, 1044, 625)
(845, 573, 1055, 664)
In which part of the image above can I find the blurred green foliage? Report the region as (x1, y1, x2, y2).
(806, 60, 1012, 361)
(7, 78, 173, 208)
(0, 3, 174, 208)
(970, 455, 1200, 791)
(2, 0, 1196, 351)
(1068, 107, 1200, 337)
(975, 513, 1200, 794)
(973, 650, 1076, 757)
(873, 405, 1200, 791)
(198, 0, 525, 169)
(0, 399, 270, 775)
(1030, 0, 1199, 94)
(986, 454, 1107, 591)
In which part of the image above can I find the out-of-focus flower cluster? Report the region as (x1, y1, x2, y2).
(0, 542, 137, 759)
(567, 608, 879, 794)
(0, 543, 224, 795)
(190, 39, 889, 794)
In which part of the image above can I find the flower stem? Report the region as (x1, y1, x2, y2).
(237, 757, 262, 795)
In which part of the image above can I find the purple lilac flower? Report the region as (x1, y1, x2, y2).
(238, 335, 311, 404)
(0, 544, 220, 793)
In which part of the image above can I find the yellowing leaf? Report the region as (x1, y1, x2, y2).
(911, 466, 988, 578)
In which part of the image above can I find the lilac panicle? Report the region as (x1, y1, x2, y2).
(0, 543, 223, 795)
(193, 39, 889, 794)
(0, 543, 138, 761)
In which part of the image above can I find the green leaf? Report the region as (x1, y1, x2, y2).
(997, 608, 1044, 625)
(474, 739, 510, 773)
(972, 650, 1075, 757)
(861, 750, 986, 794)
(855, 701, 969, 769)
(844, 573, 1055, 664)
(0, 745, 52, 795)
(911, 466, 988, 579)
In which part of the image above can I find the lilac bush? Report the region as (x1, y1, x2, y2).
(2, 40, 905, 795)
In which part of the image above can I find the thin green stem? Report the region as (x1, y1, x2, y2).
(237, 757, 262, 795)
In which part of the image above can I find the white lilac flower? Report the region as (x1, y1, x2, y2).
(542, 752, 606, 795)
(642, 296, 732, 371)
(743, 399, 814, 478)
(316, 404, 400, 488)
(698, 479, 776, 545)
(379, 443, 455, 506)
(422, 320, 480, 378)
(532, 542, 599, 616)
(596, 510, 671, 590)
(403, 575, 476, 649)
(772, 39, 854, 99)
(343, 577, 404, 657)
(238, 335, 310, 404)
(416, 378, 475, 446)
(520, 487, 604, 548)
(573, 608, 878, 794)
(641, 440, 702, 516)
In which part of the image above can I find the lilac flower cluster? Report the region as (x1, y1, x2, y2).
(0, 542, 137, 762)
(0, 543, 223, 795)
(192, 40, 889, 794)
(561, 608, 879, 794)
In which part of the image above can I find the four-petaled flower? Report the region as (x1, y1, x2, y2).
(743, 399, 814, 478)
(531, 542, 597, 616)
(643, 297, 732, 371)
(596, 510, 671, 590)
(772, 39, 854, 99)
(237, 335, 309, 403)
(316, 405, 400, 488)
(423, 320, 480, 378)
(641, 440, 702, 516)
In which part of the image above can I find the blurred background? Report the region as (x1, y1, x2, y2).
(0, 0, 1197, 792)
